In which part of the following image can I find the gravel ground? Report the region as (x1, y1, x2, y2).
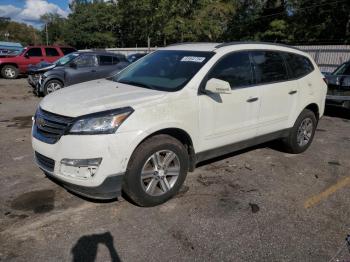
(0, 78, 350, 262)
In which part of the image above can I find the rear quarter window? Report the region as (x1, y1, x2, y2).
(283, 53, 314, 78)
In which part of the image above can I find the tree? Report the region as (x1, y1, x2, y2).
(40, 13, 67, 45)
(0, 19, 41, 45)
(63, 2, 120, 48)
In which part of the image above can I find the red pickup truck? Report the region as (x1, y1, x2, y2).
(0, 45, 76, 79)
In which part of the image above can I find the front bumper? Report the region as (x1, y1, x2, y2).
(44, 171, 123, 200)
(32, 129, 140, 199)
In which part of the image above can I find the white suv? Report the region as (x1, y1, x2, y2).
(32, 42, 327, 206)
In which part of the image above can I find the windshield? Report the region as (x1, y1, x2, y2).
(332, 63, 350, 76)
(112, 50, 214, 91)
(55, 53, 80, 66)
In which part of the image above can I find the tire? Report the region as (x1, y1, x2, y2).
(1, 65, 18, 79)
(44, 80, 63, 95)
(123, 134, 189, 207)
(283, 109, 317, 154)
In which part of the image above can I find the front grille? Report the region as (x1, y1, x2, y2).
(33, 107, 74, 144)
(35, 152, 55, 172)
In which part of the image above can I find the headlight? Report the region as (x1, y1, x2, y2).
(69, 107, 133, 134)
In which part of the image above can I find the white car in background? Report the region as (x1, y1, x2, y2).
(32, 42, 327, 206)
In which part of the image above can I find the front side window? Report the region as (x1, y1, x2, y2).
(251, 51, 288, 84)
(45, 48, 59, 57)
(26, 48, 42, 57)
(55, 53, 80, 66)
(112, 50, 214, 91)
(208, 52, 254, 88)
(284, 53, 314, 78)
(74, 55, 97, 67)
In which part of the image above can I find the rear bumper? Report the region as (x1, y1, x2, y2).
(326, 95, 350, 108)
(326, 95, 350, 101)
(44, 170, 124, 200)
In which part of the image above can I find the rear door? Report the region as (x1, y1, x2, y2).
(96, 55, 117, 78)
(44, 47, 61, 63)
(251, 50, 298, 136)
(64, 54, 98, 86)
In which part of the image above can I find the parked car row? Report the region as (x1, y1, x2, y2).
(28, 51, 130, 96)
(0, 45, 76, 79)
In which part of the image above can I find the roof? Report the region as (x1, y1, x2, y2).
(163, 41, 303, 54)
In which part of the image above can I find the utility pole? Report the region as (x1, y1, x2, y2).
(45, 23, 49, 45)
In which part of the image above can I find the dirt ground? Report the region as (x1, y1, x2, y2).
(0, 78, 350, 262)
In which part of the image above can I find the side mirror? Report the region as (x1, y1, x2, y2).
(24, 53, 29, 58)
(205, 78, 231, 94)
(70, 62, 77, 69)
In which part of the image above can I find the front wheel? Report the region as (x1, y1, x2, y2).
(44, 80, 63, 95)
(283, 109, 317, 154)
(1, 65, 18, 79)
(123, 135, 189, 207)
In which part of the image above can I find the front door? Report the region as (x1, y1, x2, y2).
(198, 51, 261, 152)
(65, 54, 98, 86)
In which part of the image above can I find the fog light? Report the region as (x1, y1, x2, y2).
(60, 158, 102, 179)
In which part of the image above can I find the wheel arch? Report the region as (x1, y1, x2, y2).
(305, 103, 319, 120)
(135, 128, 196, 172)
(0, 63, 19, 69)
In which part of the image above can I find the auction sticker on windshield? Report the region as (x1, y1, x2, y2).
(181, 56, 206, 63)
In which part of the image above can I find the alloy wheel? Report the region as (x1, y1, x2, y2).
(140, 150, 181, 196)
(297, 118, 313, 147)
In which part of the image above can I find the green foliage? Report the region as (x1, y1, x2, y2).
(36, 0, 350, 48)
(0, 19, 41, 45)
(64, 2, 120, 48)
(40, 13, 67, 45)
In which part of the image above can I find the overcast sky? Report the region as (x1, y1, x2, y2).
(0, 0, 71, 28)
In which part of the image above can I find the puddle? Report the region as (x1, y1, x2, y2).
(11, 190, 55, 214)
(249, 203, 260, 213)
(7, 116, 32, 129)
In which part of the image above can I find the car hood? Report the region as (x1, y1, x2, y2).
(40, 78, 167, 117)
(28, 61, 56, 74)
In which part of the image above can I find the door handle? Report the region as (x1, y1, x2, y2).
(288, 90, 297, 95)
(246, 97, 259, 103)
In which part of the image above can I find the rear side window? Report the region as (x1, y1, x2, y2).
(26, 48, 42, 57)
(60, 47, 76, 55)
(284, 53, 314, 78)
(208, 51, 254, 88)
(99, 55, 113, 65)
(251, 51, 288, 84)
(45, 48, 59, 57)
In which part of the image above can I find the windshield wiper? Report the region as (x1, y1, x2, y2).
(117, 80, 155, 90)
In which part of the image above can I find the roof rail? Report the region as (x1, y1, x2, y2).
(215, 41, 302, 51)
(167, 42, 218, 47)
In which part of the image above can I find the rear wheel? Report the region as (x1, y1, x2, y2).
(283, 109, 317, 154)
(44, 80, 63, 95)
(123, 135, 189, 207)
(1, 65, 18, 79)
